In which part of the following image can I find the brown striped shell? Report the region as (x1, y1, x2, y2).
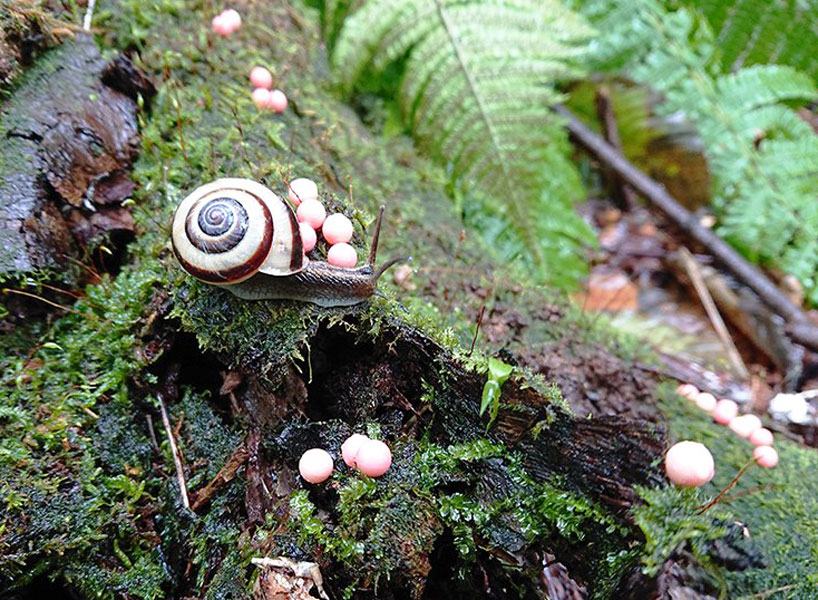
(171, 178, 305, 285)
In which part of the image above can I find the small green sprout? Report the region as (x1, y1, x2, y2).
(480, 357, 514, 426)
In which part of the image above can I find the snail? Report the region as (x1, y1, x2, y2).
(171, 178, 400, 307)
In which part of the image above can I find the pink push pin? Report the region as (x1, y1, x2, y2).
(355, 439, 392, 478)
(288, 178, 318, 206)
(728, 414, 762, 439)
(298, 448, 334, 483)
(296, 199, 326, 229)
(327, 243, 357, 268)
(694, 392, 717, 412)
(322, 214, 354, 245)
(250, 66, 273, 89)
(664, 441, 715, 487)
(753, 446, 778, 468)
(712, 399, 738, 424)
(341, 434, 368, 468)
(749, 427, 774, 447)
(677, 383, 699, 400)
(221, 9, 241, 33)
(251, 88, 272, 110)
(299, 222, 317, 253)
(268, 89, 288, 113)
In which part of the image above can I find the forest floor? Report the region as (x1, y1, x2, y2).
(1, 2, 818, 599)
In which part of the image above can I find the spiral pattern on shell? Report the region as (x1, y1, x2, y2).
(172, 178, 305, 284)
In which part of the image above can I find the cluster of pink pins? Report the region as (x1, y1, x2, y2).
(210, 8, 288, 113)
(289, 177, 358, 268)
(298, 434, 392, 484)
(665, 383, 779, 488)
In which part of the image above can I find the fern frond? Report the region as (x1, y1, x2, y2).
(578, 0, 818, 303)
(332, 0, 596, 285)
(683, 0, 818, 78)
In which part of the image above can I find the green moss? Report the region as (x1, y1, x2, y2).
(660, 385, 818, 598)
(0, 1, 742, 598)
(280, 435, 631, 596)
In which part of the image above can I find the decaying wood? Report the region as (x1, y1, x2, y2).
(556, 105, 818, 354)
(190, 442, 249, 512)
(0, 35, 147, 278)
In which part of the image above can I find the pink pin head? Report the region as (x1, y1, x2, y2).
(341, 434, 368, 467)
(322, 214, 354, 245)
(298, 448, 334, 483)
(753, 445, 778, 468)
(664, 441, 715, 487)
(327, 243, 357, 268)
(355, 439, 392, 478)
(250, 66, 273, 89)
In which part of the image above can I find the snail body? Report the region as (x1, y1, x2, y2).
(171, 178, 397, 307)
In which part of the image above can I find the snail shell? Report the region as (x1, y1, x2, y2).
(171, 178, 304, 284)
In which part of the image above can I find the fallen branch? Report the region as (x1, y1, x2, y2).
(594, 86, 638, 210)
(555, 105, 818, 353)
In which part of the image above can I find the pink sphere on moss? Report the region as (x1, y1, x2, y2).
(749, 427, 774, 447)
(355, 439, 392, 478)
(712, 399, 738, 424)
(753, 445, 779, 468)
(250, 66, 273, 89)
(677, 383, 699, 400)
(251, 88, 271, 110)
(322, 214, 354, 245)
(222, 9, 241, 32)
(212, 14, 230, 36)
(694, 392, 717, 412)
(728, 414, 763, 439)
(327, 243, 357, 268)
(298, 448, 334, 483)
(341, 434, 368, 468)
(296, 199, 326, 229)
(288, 178, 318, 206)
(664, 441, 715, 487)
(268, 89, 288, 113)
(299, 222, 317, 253)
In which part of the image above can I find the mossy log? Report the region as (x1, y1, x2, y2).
(0, 2, 793, 599)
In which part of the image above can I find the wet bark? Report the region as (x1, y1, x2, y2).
(0, 35, 151, 280)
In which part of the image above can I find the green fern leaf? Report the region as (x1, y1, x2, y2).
(683, 0, 818, 78)
(578, 0, 818, 303)
(332, 0, 596, 286)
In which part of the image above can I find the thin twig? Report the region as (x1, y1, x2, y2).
(737, 584, 801, 599)
(145, 414, 160, 453)
(2, 288, 100, 321)
(555, 104, 818, 353)
(679, 247, 749, 380)
(696, 459, 754, 514)
(82, 0, 96, 31)
(157, 395, 191, 511)
(468, 305, 486, 356)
